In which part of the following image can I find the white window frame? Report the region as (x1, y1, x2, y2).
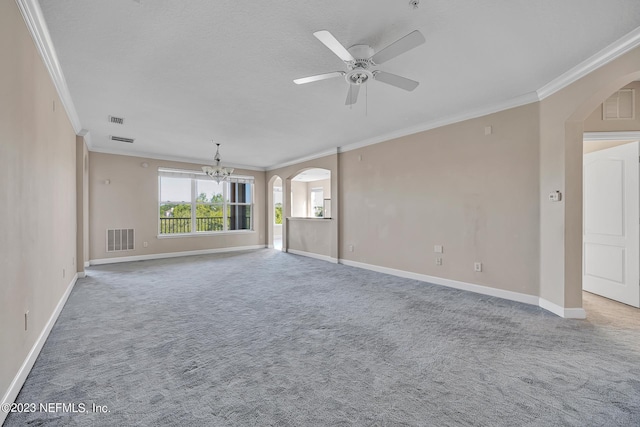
(158, 168, 254, 237)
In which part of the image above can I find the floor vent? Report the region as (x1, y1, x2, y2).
(107, 229, 135, 252)
(109, 115, 125, 125)
(110, 135, 135, 143)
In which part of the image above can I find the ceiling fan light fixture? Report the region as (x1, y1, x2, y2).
(202, 141, 234, 183)
(294, 30, 425, 105)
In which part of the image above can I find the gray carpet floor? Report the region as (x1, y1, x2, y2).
(4, 249, 640, 426)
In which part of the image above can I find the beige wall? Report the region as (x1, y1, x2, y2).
(291, 180, 308, 217)
(288, 218, 333, 257)
(584, 82, 640, 132)
(76, 137, 89, 271)
(89, 152, 266, 261)
(583, 139, 635, 154)
(1, 0, 77, 407)
(340, 103, 540, 295)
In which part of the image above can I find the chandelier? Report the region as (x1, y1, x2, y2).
(202, 141, 234, 183)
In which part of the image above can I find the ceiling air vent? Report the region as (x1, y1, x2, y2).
(109, 115, 125, 125)
(110, 135, 135, 143)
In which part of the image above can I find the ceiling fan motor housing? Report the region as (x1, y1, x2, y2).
(345, 44, 375, 85)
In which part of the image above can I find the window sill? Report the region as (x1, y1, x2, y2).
(157, 230, 256, 239)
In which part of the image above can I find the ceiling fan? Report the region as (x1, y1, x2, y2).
(294, 30, 426, 105)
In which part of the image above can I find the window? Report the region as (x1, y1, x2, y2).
(159, 169, 253, 235)
(310, 188, 324, 217)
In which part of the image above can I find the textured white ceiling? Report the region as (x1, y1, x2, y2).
(38, 0, 640, 169)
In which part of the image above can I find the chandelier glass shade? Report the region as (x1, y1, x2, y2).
(202, 142, 234, 183)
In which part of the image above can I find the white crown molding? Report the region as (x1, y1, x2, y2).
(337, 92, 540, 154)
(537, 26, 640, 101)
(16, 0, 83, 135)
(89, 146, 266, 171)
(77, 129, 93, 149)
(583, 131, 640, 142)
(267, 148, 339, 171)
(1, 273, 78, 425)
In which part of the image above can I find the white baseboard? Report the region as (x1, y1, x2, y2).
(539, 298, 586, 319)
(89, 245, 267, 266)
(1, 274, 78, 425)
(339, 259, 589, 318)
(288, 249, 338, 264)
(83, 261, 90, 268)
(267, 244, 274, 249)
(77, 271, 86, 278)
(339, 259, 540, 306)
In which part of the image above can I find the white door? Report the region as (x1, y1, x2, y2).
(583, 141, 640, 307)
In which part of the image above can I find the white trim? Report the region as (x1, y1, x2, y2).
(583, 131, 640, 142)
(288, 249, 338, 264)
(15, 0, 82, 134)
(336, 92, 540, 155)
(339, 259, 589, 318)
(89, 245, 266, 265)
(339, 259, 539, 306)
(537, 26, 640, 101)
(83, 261, 90, 268)
(267, 148, 338, 171)
(90, 146, 266, 171)
(1, 274, 78, 425)
(77, 271, 86, 278)
(539, 298, 586, 319)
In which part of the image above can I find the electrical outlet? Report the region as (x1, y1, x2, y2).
(434, 245, 443, 253)
(143, 241, 148, 248)
(348, 245, 354, 252)
(25, 311, 29, 331)
(474, 262, 482, 272)
(436, 257, 442, 266)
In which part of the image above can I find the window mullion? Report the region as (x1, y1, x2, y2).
(223, 181, 228, 231)
(191, 178, 196, 234)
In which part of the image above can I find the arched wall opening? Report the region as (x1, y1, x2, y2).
(290, 168, 332, 218)
(539, 49, 640, 317)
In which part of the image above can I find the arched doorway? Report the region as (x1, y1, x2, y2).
(540, 62, 640, 316)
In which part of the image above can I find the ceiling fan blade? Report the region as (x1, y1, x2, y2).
(374, 71, 419, 91)
(313, 30, 355, 62)
(345, 85, 360, 105)
(370, 30, 425, 64)
(294, 71, 345, 85)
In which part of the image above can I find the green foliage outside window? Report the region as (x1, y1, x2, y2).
(274, 203, 282, 225)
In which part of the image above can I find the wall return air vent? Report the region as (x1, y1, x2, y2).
(107, 229, 135, 252)
(110, 135, 135, 143)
